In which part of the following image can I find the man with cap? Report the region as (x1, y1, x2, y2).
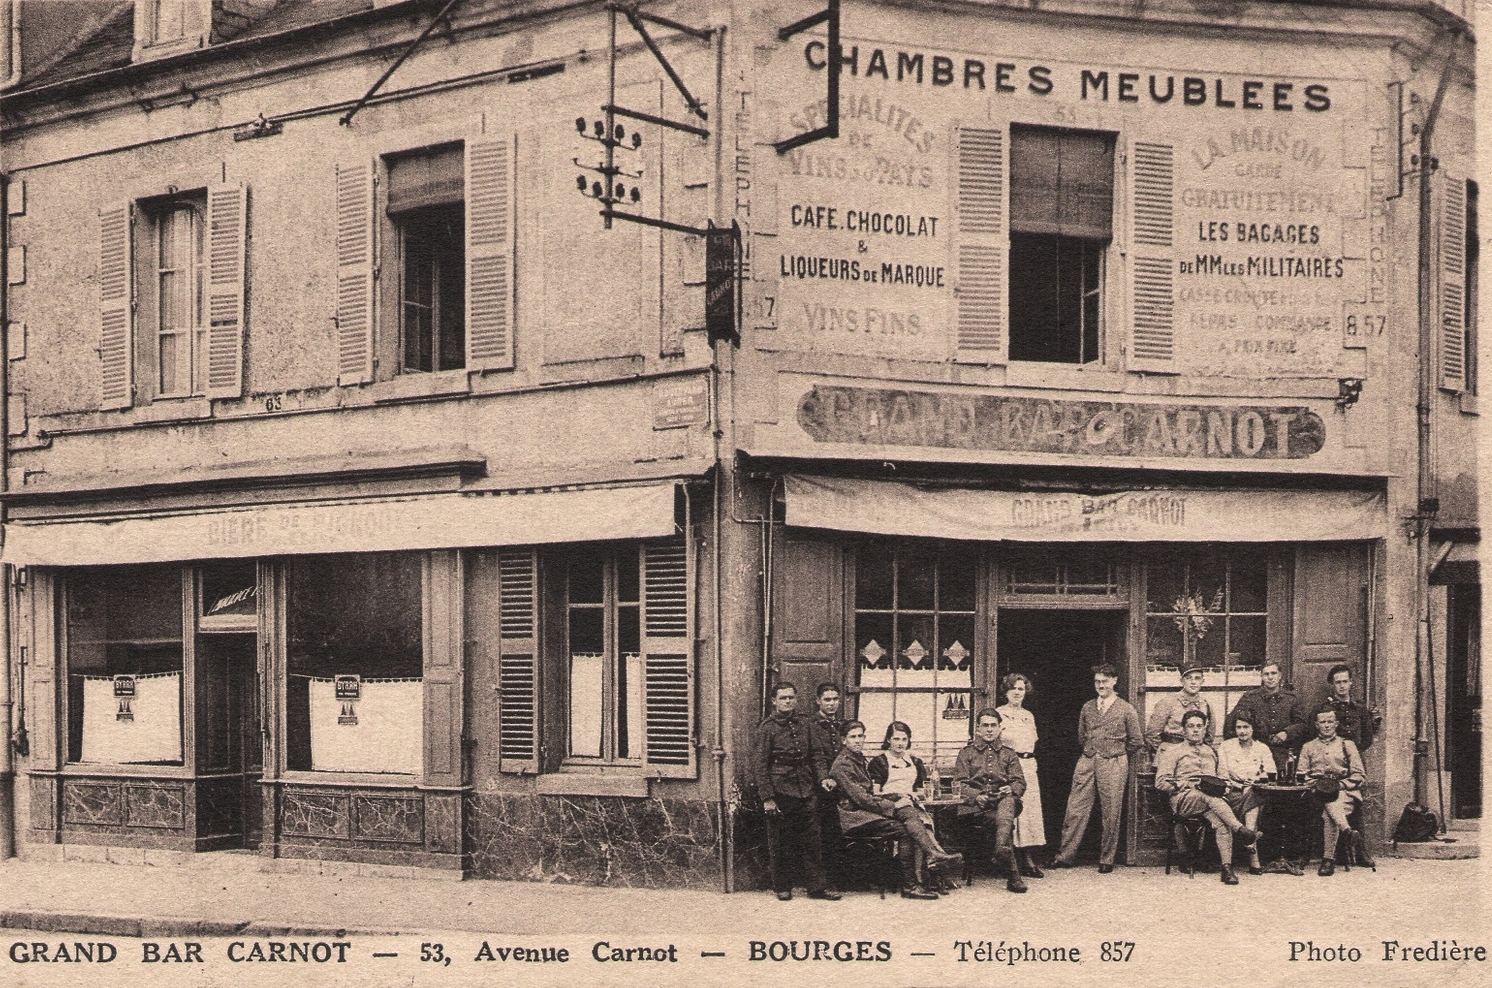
(1146, 661, 1214, 757)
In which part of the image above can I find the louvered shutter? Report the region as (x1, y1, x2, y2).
(1439, 175, 1467, 391)
(953, 126, 1007, 363)
(1129, 140, 1176, 372)
(335, 160, 375, 385)
(205, 183, 247, 398)
(496, 548, 540, 773)
(642, 538, 694, 777)
(98, 203, 134, 410)
(466, 136, 516, 370)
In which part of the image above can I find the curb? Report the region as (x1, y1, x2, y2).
(0, 910, 403, 939)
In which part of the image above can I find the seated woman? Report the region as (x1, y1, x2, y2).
(869, 721, 951, 891)
(1298, 707, 1366, 877)
(1154, 710, 1261, 885)
(1215, 713, 1272, 875)
(830, 721, 961, 899)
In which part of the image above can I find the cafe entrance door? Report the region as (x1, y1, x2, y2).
(996, 609, 1129, 858)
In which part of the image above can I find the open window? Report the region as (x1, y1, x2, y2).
(1007, 125, 1115, 364)
(387, 144, 466, 373)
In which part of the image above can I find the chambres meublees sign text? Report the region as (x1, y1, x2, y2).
(797, 386, 1326, 460)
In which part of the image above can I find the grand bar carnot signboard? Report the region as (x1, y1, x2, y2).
(762, 34, 1379, 379)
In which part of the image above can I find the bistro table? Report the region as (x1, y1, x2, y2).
(1254, 782, 1314, 874)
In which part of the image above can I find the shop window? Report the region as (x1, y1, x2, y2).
(852, 542, 977, 765)
(1144, 547, 1269, 672)
(1008, 125, 1114, 364)
(286, 553, 424, 775)
(387, 144, 465, 373)
(65, 565, 185, 766)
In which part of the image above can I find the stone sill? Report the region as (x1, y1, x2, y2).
(535, 773, 651, 798)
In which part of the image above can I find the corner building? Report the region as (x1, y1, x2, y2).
(0, 0, 1477, 886)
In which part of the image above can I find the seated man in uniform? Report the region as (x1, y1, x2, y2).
(950, 709, 1029, 893)
(830, 720, 962, 899)
(1154, 710, 1261, 885)
(1299, 707, 1367, 877)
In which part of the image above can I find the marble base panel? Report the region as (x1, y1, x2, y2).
(467, 793, 721, 889)
(32, 773, 258, 852)
(264, 782, 465, 871)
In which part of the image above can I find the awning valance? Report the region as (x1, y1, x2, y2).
(2, 484, 679, 566)
(783, 475, 1386, 543)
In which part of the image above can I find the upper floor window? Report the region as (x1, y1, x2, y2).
(336, 138, 515, 386)
(152, 199, 208, 397)
(97, 185, 246, 410)
(387, 145, 465, 373)
(134, 0, 207, 59)
(1008, 125, 1115, 364)
(1466, 180, 1479, 396)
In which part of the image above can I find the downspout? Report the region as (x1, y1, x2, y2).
(1412, 30, 1458, 807)
(707, 22, 732, 894)
(0, 169, 13, 860)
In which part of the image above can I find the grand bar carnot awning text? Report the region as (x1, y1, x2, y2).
(783, 475, 1386, 542)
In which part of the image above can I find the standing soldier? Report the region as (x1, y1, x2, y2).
(807, 683, 847, 895)
(1321, 665, 1376, 752)
(1225, 660, 1310, 776)
(753, 682, 840, 901)
(1146, 661, 1214, 758)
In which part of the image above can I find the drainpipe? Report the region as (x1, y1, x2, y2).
(707, 21, 732, 894)
(1412, 30, 1458, 807)
(0, 169, 13, 860)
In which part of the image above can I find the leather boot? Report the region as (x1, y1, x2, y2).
(999, 851, 1028, 893)
(901, 884, 938, 900)
(1019, 849, 1045, 878)
(1318, 858, 1335, 876)
(1220, 864, 1239, 885)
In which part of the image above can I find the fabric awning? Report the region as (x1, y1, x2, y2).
(1431, 541, 1481, 585)
(783, 475, 1386, 542)
(2, 483, 679, 566)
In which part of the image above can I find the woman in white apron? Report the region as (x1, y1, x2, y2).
(997, 673, 1046, 878)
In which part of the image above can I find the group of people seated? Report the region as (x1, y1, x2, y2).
(754, 659, 1377, 900)
(1151, 660, 1374, 882)
(753, 680, 1036, 900)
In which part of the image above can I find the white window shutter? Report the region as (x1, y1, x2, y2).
(205, 183, 247, 398)
(335, 160, 375, 385)
(98, 202, 134, 410)
(642, 538, 694, 777)
(1439, 174, 1467, 392)
(1129, 140, 1177, 373)
(496, 549, 540, 774)
(466, 136, 516, 371)
(953, 126, 1007, 364)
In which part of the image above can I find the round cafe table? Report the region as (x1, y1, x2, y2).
(1254, 782, 1315, 871)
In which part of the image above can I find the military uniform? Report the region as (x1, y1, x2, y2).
(807, 713, 846, 890)
(1321, 697, 1375, 752)
(950, 738, 1027, 859)
(753, 712, 828, 894)
(1146, 691, 1215, 755)
(1225, 686, 1310, 775)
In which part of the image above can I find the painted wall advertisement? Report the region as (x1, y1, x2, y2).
(762, 37, 1377, 380)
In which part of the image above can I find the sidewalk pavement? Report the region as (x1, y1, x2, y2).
(0, 849, 1481, 940)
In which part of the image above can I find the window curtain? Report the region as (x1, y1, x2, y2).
(386, 144, 464, 215)
(1009, 127, 1115, 239)
(80, 672, 182, 764)
(308, 677, 424, 775)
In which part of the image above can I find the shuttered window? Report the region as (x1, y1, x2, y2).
(953, 127, 1007, 363)
(1129, 140, 1176, 372)
(1439, 175, 1468, 392)
(335, 160, 375, 385)
(205, 184, 248, 397)
(98, 203, 135, 410)
(466, 137, 516, 371)
(496, 549, 540, 773)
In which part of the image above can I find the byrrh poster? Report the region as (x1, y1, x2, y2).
(0, 1, 1483, 987)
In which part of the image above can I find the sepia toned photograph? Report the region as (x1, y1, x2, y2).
(0, 1, 1484, 985)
